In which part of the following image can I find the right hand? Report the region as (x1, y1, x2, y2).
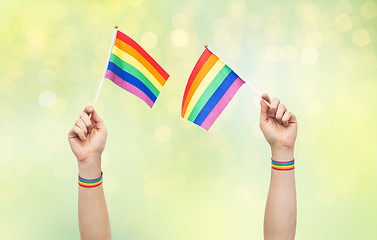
(68, 106, 107, 176)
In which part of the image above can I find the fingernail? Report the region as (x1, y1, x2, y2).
(82, 136, 86, 140)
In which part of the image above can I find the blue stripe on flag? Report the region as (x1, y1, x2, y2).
(193, 71, 238, 126)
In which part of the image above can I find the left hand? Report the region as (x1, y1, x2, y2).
(259, 93, 297, 160)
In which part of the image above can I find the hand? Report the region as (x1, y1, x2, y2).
(259, 94, 297, 160)
(68, 106, 107, 177)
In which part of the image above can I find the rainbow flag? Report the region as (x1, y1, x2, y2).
(181, 47, 245, 130)
(104, 29, 169, 108)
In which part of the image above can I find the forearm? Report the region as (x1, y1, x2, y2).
(264, 148, 297, 240)
(78, 160, 111, 240)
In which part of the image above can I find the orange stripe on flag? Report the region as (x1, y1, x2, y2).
(182, 54, 219, 116)
(114, 38, 167, 86)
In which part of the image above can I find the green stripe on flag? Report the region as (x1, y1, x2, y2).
(188, 65, 232, 122)
(109, 53, 160, 97)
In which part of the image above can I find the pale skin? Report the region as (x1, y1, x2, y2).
(260, 93, 297, 240)
(68, 106, 111, 240)
(68, 94, 297, 240)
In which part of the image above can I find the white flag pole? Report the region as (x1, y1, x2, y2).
(91, 25, 119, 110)
(205, 45, 270, 107)
(244, 81, 271, 107)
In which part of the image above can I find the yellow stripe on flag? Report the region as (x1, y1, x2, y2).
(183, 60, 225, 119)
(112, 45, 163, 91)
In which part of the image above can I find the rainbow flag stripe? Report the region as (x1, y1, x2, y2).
(105, 30, 169, 108)
(181, 48, 245, 130)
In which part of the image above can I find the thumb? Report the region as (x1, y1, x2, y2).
(91, 109, 106, 129)
(260, 93, 270, 122)
(260, 100, 269, 122)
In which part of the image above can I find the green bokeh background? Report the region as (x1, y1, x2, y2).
(1, 0, 377, 239)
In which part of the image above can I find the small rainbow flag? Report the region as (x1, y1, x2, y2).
(181, 47, 245, 130)
(103, 27, 169, 108)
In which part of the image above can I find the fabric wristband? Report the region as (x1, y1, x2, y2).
(78, 172, 103, 188)
(271, 159, 295, 171)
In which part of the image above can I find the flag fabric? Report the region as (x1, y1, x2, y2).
(181, 47, 245, 130)
(105, 29, 169, 108)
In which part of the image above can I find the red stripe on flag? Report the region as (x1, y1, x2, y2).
(181, 48, 212, 115)
(116, 31, 169, 81)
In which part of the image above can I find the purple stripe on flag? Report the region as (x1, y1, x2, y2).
(200, 77, 244, 130)
(105, 70, 154, 108)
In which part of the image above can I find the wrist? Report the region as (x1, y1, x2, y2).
(271, 146, 294, 162)
(78, 156, 102, 179)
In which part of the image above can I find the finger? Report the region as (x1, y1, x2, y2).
(282, 111, 292, 127)
(260, 100, 269, 122)
(69, 126, 86, 141)
(275, 104, 287, 125)
(91, 109, 106, 130)
(80, 112, 93, 131)
(261, 93, 271, 104)
(68, 126, 76, 139)
(282, 111, 298, 126)
(289, 112, 297, 124)
(83, 105, 94, 115)
(269, 98, 280, 117)
(75, 118, 88, 135)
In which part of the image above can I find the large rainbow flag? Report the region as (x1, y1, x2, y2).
(104, 28, 169, 108)
(181, 47, 245, 130)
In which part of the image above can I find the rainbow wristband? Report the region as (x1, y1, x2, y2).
(78, 172, 103, 188)
(271, 159, 295, 171)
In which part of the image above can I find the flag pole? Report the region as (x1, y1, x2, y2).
(244, 81, 270, 107)
(204, 45, 270, 107)
(91, 25, 119, 110)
